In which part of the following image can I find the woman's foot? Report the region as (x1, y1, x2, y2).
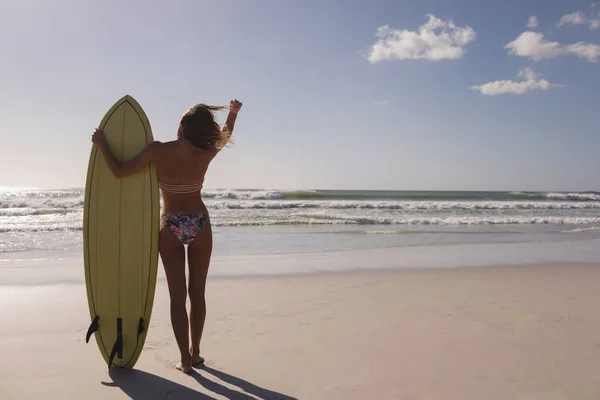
(176, 362, 193, 374)
(176, 352, 193, 374)
(191, 355, 205, 366)
(190, 347, 205, 365)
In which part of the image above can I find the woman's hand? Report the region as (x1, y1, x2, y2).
(221, 99, 242, 143)
(90, 127, 160, 178)
(229, 99, 242, 114)
(92, 129, 107, 146)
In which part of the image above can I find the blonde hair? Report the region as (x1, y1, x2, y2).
(177, 104, 232, 150)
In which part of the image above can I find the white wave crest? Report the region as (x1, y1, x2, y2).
(4, 213, 600, 231)
(545, 192, 600, 201)
(214, 214, 600, 227)
(0, 195, 84, 210)
(202, 190, 285, 200)
(206, 200, 600, 211)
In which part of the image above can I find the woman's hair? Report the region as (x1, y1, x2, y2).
(177, 104, 232, 150)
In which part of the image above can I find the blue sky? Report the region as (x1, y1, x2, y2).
(1, 0, 599, 191)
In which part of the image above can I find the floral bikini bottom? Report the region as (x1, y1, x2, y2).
(160, 213, 209, 245)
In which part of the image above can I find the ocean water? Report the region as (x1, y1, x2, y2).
(2, 187, 600, 282)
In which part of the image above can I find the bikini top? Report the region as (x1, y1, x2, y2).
(159, 181, 204, 194)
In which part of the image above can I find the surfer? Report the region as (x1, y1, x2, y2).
(92, 99, 243, 374)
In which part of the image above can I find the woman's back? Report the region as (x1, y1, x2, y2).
(154, 140, 217, 214)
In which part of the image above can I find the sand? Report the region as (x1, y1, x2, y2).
(2, 263, 600, 399)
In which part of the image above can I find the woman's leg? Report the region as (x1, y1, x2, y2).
(187, 221, 213, 365)
(159, 225, 192, 373)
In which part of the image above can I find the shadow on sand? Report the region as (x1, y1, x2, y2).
(195, 364, 297, 400)
(106, 366, 297, 400)
(107, 369, 216, 400)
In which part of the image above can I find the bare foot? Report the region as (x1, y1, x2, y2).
(176, 362, 193, 374)
(191, 354, 205, 366)
(190, 347, 205, 366)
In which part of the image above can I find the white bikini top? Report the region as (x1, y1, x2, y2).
(159, 181, 203, 194)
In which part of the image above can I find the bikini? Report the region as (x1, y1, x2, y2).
(159, 181, 209, 245)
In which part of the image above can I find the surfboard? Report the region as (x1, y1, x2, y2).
(83, 95, 160, 369)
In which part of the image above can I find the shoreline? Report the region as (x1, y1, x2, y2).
(3, 233, 600, 286)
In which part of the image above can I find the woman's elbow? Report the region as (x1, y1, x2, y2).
(111, 168, 127, 179)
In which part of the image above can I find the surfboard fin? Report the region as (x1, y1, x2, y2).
(136, 317, 145, 346)
(85, 315, 100, 343)
(108, 317, 123, 369)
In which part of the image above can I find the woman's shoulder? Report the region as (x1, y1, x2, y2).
(152, 139, 178, 147)
(153, 139, 217, 159)
(149, 140, 178, 152)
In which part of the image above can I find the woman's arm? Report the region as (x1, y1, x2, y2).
(221, 99, 243, 137)
(92, 129, 160, 178)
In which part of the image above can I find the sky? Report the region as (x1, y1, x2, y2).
(1, 0, 599, 191)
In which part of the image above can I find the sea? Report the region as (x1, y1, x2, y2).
(2, 187, 600, 284)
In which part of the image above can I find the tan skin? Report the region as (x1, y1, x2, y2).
(92, 100, 242, 374)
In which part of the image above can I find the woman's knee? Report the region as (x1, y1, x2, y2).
(188, 285, 206, 303)
(169, 286, 188, 308)
(170, 298, 187, 313)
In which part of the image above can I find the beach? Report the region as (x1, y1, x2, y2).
(3, 0, 600, 396)
(2, 263, 600, 399)
(2, 187, 600, 399)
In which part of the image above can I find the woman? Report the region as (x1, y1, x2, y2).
(92, 99, 243, 373)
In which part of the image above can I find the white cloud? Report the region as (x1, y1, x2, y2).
(505, 32, 564, 60)
(373, 100, 388, 106)
(471, 68, 563, 96)
(367, 14, 476, 63)
(558, 9, 600, 30)
(559, 11, 587, 26)
(505, 31, 600, 62)
(527, 16, 539, 29)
